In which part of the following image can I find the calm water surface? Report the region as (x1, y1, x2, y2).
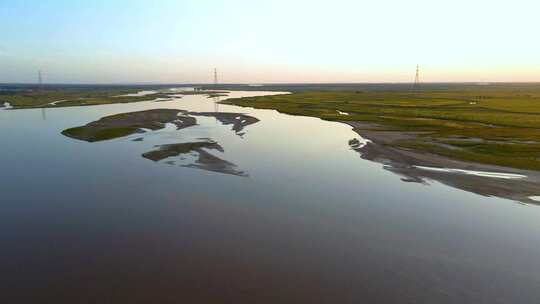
(1, 91, 540, 303)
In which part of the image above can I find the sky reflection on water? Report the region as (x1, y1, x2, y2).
(1, 91, 540, 303)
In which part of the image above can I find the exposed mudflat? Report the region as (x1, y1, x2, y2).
(142, 141, 247, 176)
(60, 109, 259, 176)
(346, 122, 540, 204)
(188, 112, 259, 134)
(62, 110, 262, 142)
(142, 141, 222, 162)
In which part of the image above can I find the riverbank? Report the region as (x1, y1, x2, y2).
(344, 121, 540, 203)
(0, 86, 228, 109)
(222, 88, 540, 171)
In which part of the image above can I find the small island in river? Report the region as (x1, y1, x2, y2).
(62, 109, 260, 142)
(143, 141, 247, 176)
(60, 108, 258, 176)
(62, 109, 196, 142)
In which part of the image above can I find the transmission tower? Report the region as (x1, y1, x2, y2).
(213, 68, 218, 88)
(38, 70, 43, 91)
(413, 64, 420, 91)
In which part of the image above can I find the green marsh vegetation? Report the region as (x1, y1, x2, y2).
(61, 109, 193, 142)
(0, 87, 232, 109)
(224, 84, 540, 170)
(0, 87, 181, 108)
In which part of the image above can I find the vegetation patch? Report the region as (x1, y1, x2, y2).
(61, 109, 195, 142)
(0, 87, 230, 109)
(223, 86, 540, 170)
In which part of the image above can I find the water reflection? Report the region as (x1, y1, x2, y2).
(1, 91, 540, 303)
(213, 96, 220, 112)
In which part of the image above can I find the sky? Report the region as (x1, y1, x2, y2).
(1, 0, 539, 84)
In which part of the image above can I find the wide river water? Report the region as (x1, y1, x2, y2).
(1, 91, 540, 303)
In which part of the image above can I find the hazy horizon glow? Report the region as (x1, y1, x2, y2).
(1, 0, 539, 84)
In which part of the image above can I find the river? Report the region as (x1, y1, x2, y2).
(1, 91, 539, 303)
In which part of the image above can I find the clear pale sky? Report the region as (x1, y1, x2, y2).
(1, 0, 538, 84)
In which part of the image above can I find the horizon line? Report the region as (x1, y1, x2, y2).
(2, 81, 540, 86)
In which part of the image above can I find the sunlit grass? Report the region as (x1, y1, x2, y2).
(225, 87, 540, 170)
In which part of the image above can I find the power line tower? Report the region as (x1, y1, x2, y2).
(38, 69, 43, 91)
(413, 64, 420, 92)
(213, 68, 218, 88)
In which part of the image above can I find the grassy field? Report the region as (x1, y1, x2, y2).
(0, 86, 231, 108)
(61, 109, 189, 142)
(0, 88, 174, 108)
(62, 126, 139, 142)
(224, 85, 540, 170)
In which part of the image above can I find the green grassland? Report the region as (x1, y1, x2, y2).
(61, 126, 139, 142)
(0, 87, 231, 108)
(0, 88, 173, 108)
(61, 109, 188, 142)
(224, 86, 540, 170)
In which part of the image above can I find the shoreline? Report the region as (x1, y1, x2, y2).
(1, 89, 229, 110)
(343, 121, 540, 204)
